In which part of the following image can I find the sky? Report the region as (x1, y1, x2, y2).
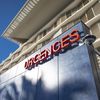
(0, 0, 26, 63)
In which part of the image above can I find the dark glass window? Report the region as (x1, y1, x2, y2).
(93, 2, 100, 15)
(61, 14, 66, 22)
(86, 8, 94, 20)
(82, 0, 89, 5)
(81, 14, 88, 23)
(91, 23, 100, 38)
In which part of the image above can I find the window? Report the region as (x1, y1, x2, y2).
(37, 34, 42, 40)
(37, 43, 42, 50)
(66, 11, 71, 18)
(81, 14, 88, 23)
(46, 26, 54, 34)
(77, 3, 83, 10)
(61, 14, 66, 22)
(93, 2, 100, 15)
(62, 24, 68, 33)
(71, 7, 77, 14)
(44, 39, 50, 45)
(53, 22, 57, 27)
(42, 31, 46, 36)
(82, 0, 89, 5)
(96, 54, 100, 69)
(86, 8, 94, 20)
(97, 47, 100, 52)
(57, 18, 61, 26)
(91, 23, 100, 38)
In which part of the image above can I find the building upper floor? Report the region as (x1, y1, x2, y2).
(0, 0, 100, 74)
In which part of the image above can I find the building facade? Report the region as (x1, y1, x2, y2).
(0, 21, 100, 100)
(0, 0, 100, 99)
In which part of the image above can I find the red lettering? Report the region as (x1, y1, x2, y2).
(34, 54, 40, 64)
(52, 41, 61, 53)
(40, 50, 48, 61)
(29, 58, 34, 66)
(24, 61, 29, 69)
(70, 30, 80, 43)
(61, 34, 70, 49)
(25, 58, 34, 69)
(51, 46, 53, 55)
(24, 29, 80, 69)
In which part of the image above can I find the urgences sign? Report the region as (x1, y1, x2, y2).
(24, 30, 80, 69)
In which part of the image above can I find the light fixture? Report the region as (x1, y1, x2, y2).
(82, 34, 100, 56)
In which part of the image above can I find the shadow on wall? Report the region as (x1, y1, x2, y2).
(0, 76, 91, 100)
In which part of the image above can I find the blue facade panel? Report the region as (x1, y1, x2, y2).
(58, 45, 98, 100)
(0, 22, 99, 100)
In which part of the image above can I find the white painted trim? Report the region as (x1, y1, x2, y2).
(86, 14, 100, 27)
(93, 38, 100, 48)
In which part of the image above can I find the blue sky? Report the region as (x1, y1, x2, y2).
(0, 0, 26, 63)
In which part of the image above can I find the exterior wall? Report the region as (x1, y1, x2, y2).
(0, 22, 100, 100)
(0, 0, 100, 75)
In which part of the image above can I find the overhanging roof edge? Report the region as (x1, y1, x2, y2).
(1, 0, 31, 42)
